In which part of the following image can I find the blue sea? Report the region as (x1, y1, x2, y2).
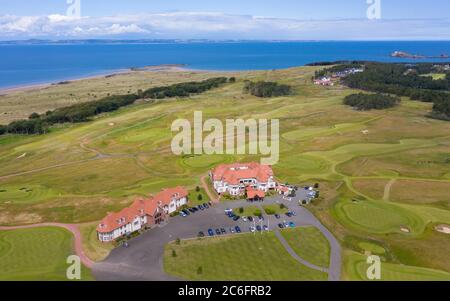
(0, 41, 449, 89)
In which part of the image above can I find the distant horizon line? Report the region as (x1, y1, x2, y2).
(1, 38, 450, 43)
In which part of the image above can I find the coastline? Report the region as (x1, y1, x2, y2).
(0, 65, 193, 95)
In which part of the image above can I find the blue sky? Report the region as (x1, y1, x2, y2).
(0, 0, 449, 40)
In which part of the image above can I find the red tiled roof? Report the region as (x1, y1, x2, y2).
(246, 187, 266, 199)
(97, 187, 187, 233)
(153, 186, 188, 207)
(277, 185, 290, 192)
(211, 162, 273, 185)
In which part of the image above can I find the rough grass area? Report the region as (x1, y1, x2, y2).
(79, 223, 114, 262)
(281, 227, 331, 268)
(0, 227, 93, 280)
(163, 233, 327, 281)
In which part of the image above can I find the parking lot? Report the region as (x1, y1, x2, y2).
(93, 194, 341, 281)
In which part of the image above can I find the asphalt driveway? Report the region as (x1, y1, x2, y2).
(93, 196, 341, 281)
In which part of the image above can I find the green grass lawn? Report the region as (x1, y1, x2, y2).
(233, 206, 262, 217)
(0, 227, 93, 280)
(281, 227, 331, 268)
(263, 204, 289, 215)
(163, 233, 327, 281)
(188, 188, 210, 207)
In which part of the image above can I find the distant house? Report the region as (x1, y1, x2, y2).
(314, 77, 334, 86)
(210, 162, 277, 196)
(96, 186, 188, 242)
(276, 185, 293, 196)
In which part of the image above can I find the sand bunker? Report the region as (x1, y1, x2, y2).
(400, 227, 410, 233)
(435, 225, 450, 234)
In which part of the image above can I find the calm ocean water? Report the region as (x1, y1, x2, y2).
(0, 41, 449, 89)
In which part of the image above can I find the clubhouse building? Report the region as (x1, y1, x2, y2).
(97, 187, 188, 242)
(210, 162, 277, 198)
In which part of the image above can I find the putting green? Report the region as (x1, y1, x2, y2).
(345, 252, 450, 281)
(0, 227, 92, 280)
(333, 199, 424, 234)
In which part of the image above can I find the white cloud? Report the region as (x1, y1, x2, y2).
(0, 12, 449, 40)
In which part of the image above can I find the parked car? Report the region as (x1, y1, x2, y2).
(235, 226, 241, 233)
(285, 212, 292, 217)
(242, 216, 248, 222)
(229, 227, 235, 234)
(275, 214, 280, 219)
(203, 203, 209, 209)
(198, 205, 204, 210)
(221, 228, 226, 234)
(278, 223, 284, 229)
(248, 216, 254, 222)
(192, 207, 199, 212)
(188, 208, 196, 213)
(256, 225, 262, 232)
(263, 225, 269, 231)
(198, 231, 205, 237)
(180, 211, 187, 217)
(233, 216, 240, 221)
(289, 222, 296, 228)
(258, 216, 264, 221)
(250, 226, 256, 233)
(182, 209, 190, 216)
(284, 222, 290, 228)
(215, 229, 221, 235)
(225, 208, 233, 214)
(208, 229, 214, 236)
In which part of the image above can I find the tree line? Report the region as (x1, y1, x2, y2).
(243, 81, 292, 98)
(0, 77, 234, 136)
(343, 93, 401, 111)
(340, 62, 449, 119)
(142, 77, 232, 99)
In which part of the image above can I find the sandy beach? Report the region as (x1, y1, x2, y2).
(0, 64, 190, 96)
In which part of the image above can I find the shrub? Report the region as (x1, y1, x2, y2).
(143, 77, 229, 99)
(29, 112, 40, 119)
(343, 93, 401, 110)
(244, 81, 292, 98)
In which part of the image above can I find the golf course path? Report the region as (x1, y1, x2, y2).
(383, 178, 397, 201)
(274, 230, 329, 273)
(0, 223, 94, 268)
(201, 175, 220, 203)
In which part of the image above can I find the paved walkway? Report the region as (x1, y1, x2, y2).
(0, 223, 94, 269)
